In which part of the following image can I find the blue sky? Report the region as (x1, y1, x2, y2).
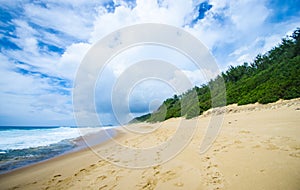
(0, 0, 299, 126)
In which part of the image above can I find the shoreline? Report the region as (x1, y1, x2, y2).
(0, 98, 299, 189)
(0, 127, 122, 176)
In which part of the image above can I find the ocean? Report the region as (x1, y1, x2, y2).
(0, 126, 116, 174)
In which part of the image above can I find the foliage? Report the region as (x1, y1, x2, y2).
(132, 28, 300, 123)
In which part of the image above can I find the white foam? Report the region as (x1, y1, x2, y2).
(0, 127, 111, 150)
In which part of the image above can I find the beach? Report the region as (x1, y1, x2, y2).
(0, 98, 300, 190)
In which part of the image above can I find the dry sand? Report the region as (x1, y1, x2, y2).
(0, 98, 300, 190)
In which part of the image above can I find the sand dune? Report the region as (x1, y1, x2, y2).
(0, 98, 300, 190)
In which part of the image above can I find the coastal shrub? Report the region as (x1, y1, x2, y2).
(132, 28, 300, 123)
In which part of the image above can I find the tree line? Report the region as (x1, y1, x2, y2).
(132, 28, 300, 123)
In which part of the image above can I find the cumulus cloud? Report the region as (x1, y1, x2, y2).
(58, 42, 91, 80)
(0, 0, 299, 125)
(187, 0, 300, 71)
(90, 0, 197, 43)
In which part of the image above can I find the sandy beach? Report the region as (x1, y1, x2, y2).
(0, 98, 300, 190)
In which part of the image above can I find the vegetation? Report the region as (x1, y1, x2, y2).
(132, 28, 300, 123)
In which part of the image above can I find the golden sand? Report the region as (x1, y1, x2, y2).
(1, 98, 300, 190)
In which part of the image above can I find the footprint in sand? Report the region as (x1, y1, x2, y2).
(50, 174, 62, 182)
(139, 165, 180, 189)
(53, 174, 62, 178)
(234, 140, 242, 144)
(98, 184, 108, 190)
(213, 145, 227, 153)
(96, 175, 107, 182)
(97, 160, 108, 166)
(174, 182, 184, 187)
(289, 151, 300, 158)
(202, 155, 225, 190)
(160, 170, 178, 182)
(141, 178, 158, 190)
(266, 144, 279, 150)
(74, 169, 88, 177)
(206, 170, 224, 190)
(252, 144, 261, 148)
(115, 176, 122, 181)
(89, 164, 96, 168)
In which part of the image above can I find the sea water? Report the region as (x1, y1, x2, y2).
(0, 126, 116, 174)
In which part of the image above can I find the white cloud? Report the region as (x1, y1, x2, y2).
(230, 0, 269, 32)
(1, 0, 299, 125)
(11, 19, 38, 54)
(90, 0, 197, 43)
(0, 55, 74, 125)
(182, 69, 209, 86)
(58, 42, 91, 80)
(23, 3, 95, 40)
(187, 0, 271, 50)
(188, 0, 300, 71)
(228, 28, 297, 67)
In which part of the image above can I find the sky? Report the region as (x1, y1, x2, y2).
(0, 0, 299, 126)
